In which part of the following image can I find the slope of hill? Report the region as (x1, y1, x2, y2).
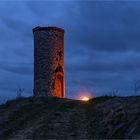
(0, 96, 140, 139)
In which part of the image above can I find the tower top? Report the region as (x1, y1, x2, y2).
(32, 26, 65, 34)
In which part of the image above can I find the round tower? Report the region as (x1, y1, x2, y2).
(33, 26, 65, 98)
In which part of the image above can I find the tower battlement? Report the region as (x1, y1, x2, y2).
(33, 26, 64, 33)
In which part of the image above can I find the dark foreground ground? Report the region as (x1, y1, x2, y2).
(0, 96, 140, 139)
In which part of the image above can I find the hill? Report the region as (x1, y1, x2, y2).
(0, 96, 140, 139)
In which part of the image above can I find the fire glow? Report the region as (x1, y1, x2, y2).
(77, 92, 91, 101)
(81, 97, 89, 101)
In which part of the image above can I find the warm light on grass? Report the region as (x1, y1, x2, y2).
(81, 97, 89, 101)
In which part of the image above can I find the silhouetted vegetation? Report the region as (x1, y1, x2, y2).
(16, 87, 24, 99)
(134, 80, 140, 95)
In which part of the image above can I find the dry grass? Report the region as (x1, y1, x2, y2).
(0, 96, 140, 139)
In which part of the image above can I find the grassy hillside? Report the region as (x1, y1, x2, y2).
(0, 96, 140, 139)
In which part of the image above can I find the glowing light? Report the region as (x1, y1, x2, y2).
(81, 97, 89, 101)
(76, 91, 91, 101)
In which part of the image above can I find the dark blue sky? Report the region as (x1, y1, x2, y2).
(0, 1, 140, 103)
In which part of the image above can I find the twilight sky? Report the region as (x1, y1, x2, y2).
(0, 1, 140, 103)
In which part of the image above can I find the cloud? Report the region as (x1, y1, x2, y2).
(65, 1, 140, 53)
(0, 62, 33, 75)
(0, 1, 140, 102)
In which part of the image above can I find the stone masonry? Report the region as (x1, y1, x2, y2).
(33, 26, 65, 98)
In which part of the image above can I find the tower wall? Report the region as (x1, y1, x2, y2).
(33, 26, 65, 97)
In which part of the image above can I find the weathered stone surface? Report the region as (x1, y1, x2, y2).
(33, 26, 65, 97)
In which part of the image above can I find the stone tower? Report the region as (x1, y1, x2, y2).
(33, 26, 65, 98)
